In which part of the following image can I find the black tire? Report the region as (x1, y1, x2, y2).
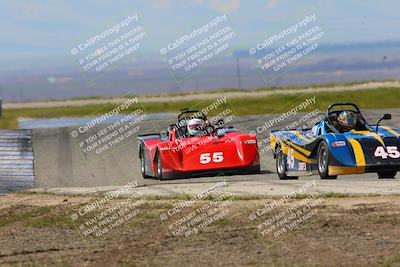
(276, 148, 298, 180)
(317, 141, 337, 179)
(378, 171, 397, 179)
(139, 148, 150, 178)
(155, 152, 163, 180)
(242, 165, 261, 175)
(252, 165, 261, 174)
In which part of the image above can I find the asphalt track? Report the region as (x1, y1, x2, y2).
(6, 108, 400, 195)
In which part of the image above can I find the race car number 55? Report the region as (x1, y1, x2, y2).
(374, 146, 400, 159)
(200, 152, 224, 164)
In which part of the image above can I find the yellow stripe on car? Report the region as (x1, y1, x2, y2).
(292, 131, 312, 142)
(280, 142, 290, 155)
(381, 126, 400, 137)
(270, 135, 277, 150)
(290, 143, 311, 156)
(328, 166, 365, 176)
(351, 130, 385, 147)
(292, 150, 315, 163)
(280, 141, 314, 163)
(348, 139, 366, 166)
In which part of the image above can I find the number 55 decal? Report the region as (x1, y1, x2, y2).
(374, 146, 400, 159)
(200, 152, 224, 164)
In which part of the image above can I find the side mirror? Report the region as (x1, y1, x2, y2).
(376, 113, 392, 133)
(383, 113, 392, 120)
(216, 119, 225, 127)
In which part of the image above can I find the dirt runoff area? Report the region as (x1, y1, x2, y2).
(1, 193, 400, 267)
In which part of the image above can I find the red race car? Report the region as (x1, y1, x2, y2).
(138, 109, 260, 179)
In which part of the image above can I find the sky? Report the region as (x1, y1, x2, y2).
(0, 0, 399, 64)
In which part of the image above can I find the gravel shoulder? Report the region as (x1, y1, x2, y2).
(0, 193, 400, 266)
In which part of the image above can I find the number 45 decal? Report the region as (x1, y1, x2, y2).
(200, 152, 224, 164)
(374, 146, 400, 159)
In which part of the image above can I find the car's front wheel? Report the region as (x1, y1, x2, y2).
(276, 147, 298, 180)
(140, 148, 150, 178)
(377, 171, 397, 179)
(156, 152, 163, 180)
(317, 141, 337, 179)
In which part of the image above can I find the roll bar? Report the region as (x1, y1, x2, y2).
(177, 108, 207, 122)
(327, 103, 361, 115)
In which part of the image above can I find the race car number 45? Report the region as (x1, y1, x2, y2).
(374, 146, 400, 159)
(200, 152, 224, 164)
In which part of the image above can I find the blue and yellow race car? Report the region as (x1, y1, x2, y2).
(270, 103, 400, 179)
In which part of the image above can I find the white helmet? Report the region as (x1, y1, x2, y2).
(187, 118, 206, 136)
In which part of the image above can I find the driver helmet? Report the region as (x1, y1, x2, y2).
(187, 118, 206, 136)
(337, 111, 358, 131)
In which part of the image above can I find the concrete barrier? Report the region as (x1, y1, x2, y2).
(32, 127, 145, 188)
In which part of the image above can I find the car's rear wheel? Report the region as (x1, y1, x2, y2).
(140, 148, 150, 178)
(276, 147, 297, 180)
(156, 152, 163, 180)
(317, 141, 337, 179)
(377, 171, 397, 179)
